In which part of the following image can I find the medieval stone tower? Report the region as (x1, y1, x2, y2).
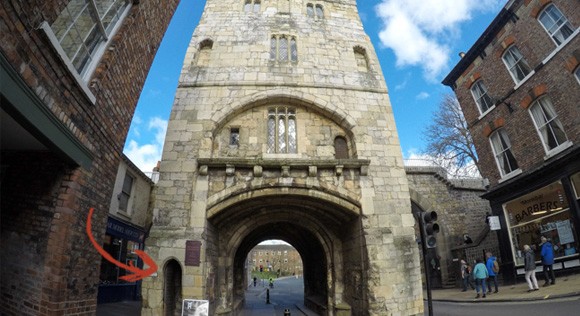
(141, 1, 423, 315)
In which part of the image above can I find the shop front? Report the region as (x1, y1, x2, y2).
(97, 216, 146, 304)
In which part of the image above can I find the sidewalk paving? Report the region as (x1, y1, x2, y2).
(429, 272, 580, 303)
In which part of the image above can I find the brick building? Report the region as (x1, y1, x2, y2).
(0, 1, 178, 315)
(248, 244, 303, 276)
(443, 0, 580, 283)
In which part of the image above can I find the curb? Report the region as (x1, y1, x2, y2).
(429, 291, 580, 303)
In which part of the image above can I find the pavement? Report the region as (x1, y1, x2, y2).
(96, 273, 580, 315)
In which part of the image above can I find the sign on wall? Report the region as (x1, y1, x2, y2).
(182, 299, 209, 316)
(488, 216, 501, 231)
(185, 240, 201, 266)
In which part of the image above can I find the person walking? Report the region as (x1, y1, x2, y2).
(540, 236, 556, 286)
(523, 244, 539, 292)
(485, 252, 499, 293)
(472, 258, 488, 299)
(460, 260, 474, 292)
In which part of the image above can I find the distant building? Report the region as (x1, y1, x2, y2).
(248, 244, 302, 276)
(0, 1, 178, 314)
(443, 0, 579, 283)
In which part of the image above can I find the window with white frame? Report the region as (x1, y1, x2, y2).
(470, 80, 494, 114)
(270, 35, 298, 62)
(538, 4, 575, 46)
(118, 172, 134, 212)
(267, 107, 297, 154)
(502, 45, 532, 83)
(47, 0, 131, 80)
(490, 129, 519, 177)
(529, 96, 568, 152)
(244, 0, 261, 13)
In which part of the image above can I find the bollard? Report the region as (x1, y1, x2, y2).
(284, 308, 291, 316)
(266, 288, 270, 304)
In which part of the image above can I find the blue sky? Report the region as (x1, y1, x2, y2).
(124, 0, 505, 172)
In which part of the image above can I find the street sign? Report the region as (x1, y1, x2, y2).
(182, 299, 209, 316)
(489, 216, 501, 230)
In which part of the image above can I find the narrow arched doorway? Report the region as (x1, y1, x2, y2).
(163, 259, 182, 316)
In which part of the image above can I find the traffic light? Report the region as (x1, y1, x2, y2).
(421, 211, 440, 248)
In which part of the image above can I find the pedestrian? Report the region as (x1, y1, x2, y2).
(540, 236, 556, 286)
(253, 277, 257, 287)
(523, 244, 539, 292)
(460, 260, 474, 292)
(485, 251, 499, 293)
(472, 258, 488, 298)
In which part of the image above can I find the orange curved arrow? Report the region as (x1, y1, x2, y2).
(86, 207, 158, 282)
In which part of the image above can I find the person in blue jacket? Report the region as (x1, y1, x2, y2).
(540, 236, 556, 286)
(485, 252, 499, 293)
(472, 258, 488, 299)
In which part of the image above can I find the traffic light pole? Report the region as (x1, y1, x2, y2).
(418, 214, 434, 316)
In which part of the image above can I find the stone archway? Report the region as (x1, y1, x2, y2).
(163, 259, 183, 316)
(207, 188, 362, 315)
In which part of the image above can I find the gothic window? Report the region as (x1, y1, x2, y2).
(306, 3, 314, 17)
(538, 4, 574, 46)
(354, 47, 369, 72)
(489, 129, 518, 177)
(270, 35, 298, 63)
(267, 107, 297, 154)
(470, 80, 494, 114)
(43, 0, 131, 79)
(334, 136, 348, 159)
(502, 45, 532, 84)
(529, 96, 568, 153)
(315, 4, 324, 19)
(244, 0, 261, 13)
(197, 39, 213, 66)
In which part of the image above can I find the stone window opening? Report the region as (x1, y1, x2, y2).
(502, 45, 532, 84)
(306, 3, 324, 20)
(354, 46, 369, 72)
(315, 4, 324, 19)
(334, 136, 348, 159)
(196, 39, 214, 66)
(267, 107, 297, 154)
(528, 96, 568, 153)
(489, 129, 518, 177)
(230, 127, 240, 147)
(538, 4, 575, 46)
(244, 0, 261, 13)
(270, 35, 298, 63)
(470, 80, 494, 114)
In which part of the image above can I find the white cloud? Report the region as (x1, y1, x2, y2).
(124, 117, 168, 173)
(416, 91, 430, 100)
(375, 0, 503, 80)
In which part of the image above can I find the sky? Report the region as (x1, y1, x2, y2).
(124, 0, 506, 173)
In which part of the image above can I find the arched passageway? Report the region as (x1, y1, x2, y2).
(164, 259, 182, 316)
(207, 190, 364, 315)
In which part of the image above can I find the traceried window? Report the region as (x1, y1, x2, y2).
(354, 47, 369, 72)
(244, 0, 261, 13)
(529, 96, 568, 153)
(471, 80, 494, 114)
(270, 35, 298, 63)
(538, 4, 574, 46)
(490, 129, 519, 177)
(267, 107, 297, 154)
(45, 0, 131, 79)
(502, 46, 532, 84)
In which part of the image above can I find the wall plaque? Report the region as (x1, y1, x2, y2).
(185, 240, 201, 266)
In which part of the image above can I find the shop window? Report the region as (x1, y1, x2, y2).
(43, 0, 131, 80)
(538, 4, 575, 46)
(502, 45, 532, 84)
(503, 181, 578, 266)
(267, 107, 297, 154)
(489, 129, 519, 177)
(470, 80, 494, 114)
(529, 96, 568, 153)
(118, 172, 134, 212)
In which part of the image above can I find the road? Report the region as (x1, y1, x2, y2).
(429, 297, 580, 316)
(243, 276, 311, 316)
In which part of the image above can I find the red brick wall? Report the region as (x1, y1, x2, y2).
(0, 1, 179, 314)
(451, 0, 580, 186)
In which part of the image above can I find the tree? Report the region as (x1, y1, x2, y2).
(423, 94, 481, 178)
